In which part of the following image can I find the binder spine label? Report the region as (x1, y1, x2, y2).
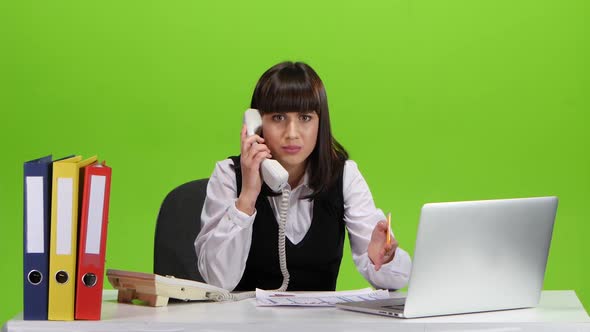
(85, 175, 106, 254)
(56, 178, 73, 255)
(26, 176, 45, 254)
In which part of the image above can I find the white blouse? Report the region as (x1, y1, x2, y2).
(194, 159, 411, 291)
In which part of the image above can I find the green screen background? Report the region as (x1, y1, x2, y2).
(1, 0, 588, 324)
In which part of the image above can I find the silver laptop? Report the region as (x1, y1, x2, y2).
(336, 196, 558, 318)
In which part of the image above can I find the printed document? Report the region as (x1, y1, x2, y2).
(256, 288, 389, 307)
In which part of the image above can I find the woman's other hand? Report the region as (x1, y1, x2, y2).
(367, 220, 398, 271)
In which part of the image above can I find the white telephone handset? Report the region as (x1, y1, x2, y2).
(243, 108, 289, 192)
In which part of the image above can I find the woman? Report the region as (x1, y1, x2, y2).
(194, 61, 411, 291)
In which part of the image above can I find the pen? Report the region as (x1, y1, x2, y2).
(386, 212, 391, 245)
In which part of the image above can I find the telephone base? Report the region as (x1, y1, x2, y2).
(106, 269, 231, 307)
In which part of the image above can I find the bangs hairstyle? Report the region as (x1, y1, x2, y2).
(251, 61, 349, 199)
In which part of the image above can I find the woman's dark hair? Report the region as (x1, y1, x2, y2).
(251, 61, 348, 199)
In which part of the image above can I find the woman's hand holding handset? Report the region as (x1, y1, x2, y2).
(236, 124, 272, 216)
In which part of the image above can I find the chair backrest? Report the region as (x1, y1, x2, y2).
(153, 178, 208, 282)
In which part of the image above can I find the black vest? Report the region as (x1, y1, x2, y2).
(229, 156, 345, 291)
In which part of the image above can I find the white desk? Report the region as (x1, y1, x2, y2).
(3, 290, 589, 332)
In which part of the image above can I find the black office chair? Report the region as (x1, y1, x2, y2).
(153, 178, 208, 282)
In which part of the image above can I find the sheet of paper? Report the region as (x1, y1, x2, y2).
(255, 288, 390, 307)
